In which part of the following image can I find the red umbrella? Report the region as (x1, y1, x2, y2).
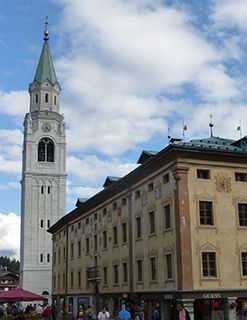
(0, 287, 44, 302)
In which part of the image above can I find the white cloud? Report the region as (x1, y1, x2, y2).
(0, 91, 29, 117)
(0, 212, 20, 259)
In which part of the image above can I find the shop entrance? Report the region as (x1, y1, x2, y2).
(194, 299, 226, 320)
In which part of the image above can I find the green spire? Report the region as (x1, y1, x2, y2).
(33, 20, 58, 86)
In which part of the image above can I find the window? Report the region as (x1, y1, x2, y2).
(53, 276, 56, 290)
(78, 241, 81, 257)
(235, 172, 247, 182)
(94, 235, 97, 251)
(58, 249, 61, 264)
(122, 197, 127, 206)
(86, 217, 89, 225)
(149, 211, 155, 234)
(38, 138, 54, 162)
(63, 247, 66, 262)
(103, 208, 107, 216)
(148, 182, 154, 192)
(47, 219, 50, 228)
(103, 267, 108, 285)
(78, 271, 81, 287)
(197, 169, 210, 179)
(113, 202, 117, 211)
(199, 201, 214, 225)
(103, 230, 107, 249)
(137, 260, 142, 282)
(163, 173, 169, 184)
(86, 238, 90, 254)
(122, 222, 127, 243)
(53, 252, 56, 265)
(40, 253, 43, 263)
(35, 93, 39, 103)
(94, 213, 97, 221)
(78, 221, 81, 229)
(45, 93, 49, 103)
(164, 204, 171, 229)
(135, 190, 141, 199)
(62, 274, 65, 289)
(114, 265, 119, 284)
(123, 262, 128, 283)
(70, 272, 73, 288)
(202, 252, 217, 277)
(40, 219, 44, 228)
(166, 254, 172, 279)
(47, 253, 50, 263)
(48, 186, 50, 194)
(41, 186, 44, 194)
(136, 216, 142, 238)
(150, 257, 157, 281)
(113, 226, 118, 245)
(70, 243, 74, 259)
(238, 203, 247, 226)
(54, 95, 57, 105)
(58, 274, 61, 290)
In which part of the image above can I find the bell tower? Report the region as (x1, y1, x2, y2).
(20, 19, 66, 297)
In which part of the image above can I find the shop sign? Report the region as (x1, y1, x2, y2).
(202, 293, 222, 299)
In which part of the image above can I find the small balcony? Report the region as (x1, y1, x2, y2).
(87, 266, 100, 281)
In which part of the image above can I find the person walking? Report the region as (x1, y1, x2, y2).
(98, 306, 110, 320)
(174, 303, 191, 320)
(119, 306, 131, 320)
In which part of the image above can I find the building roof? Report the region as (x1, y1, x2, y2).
(103, 176, 121, 188)
(33, 39, 58, 86)
(48, 135, 247, 234)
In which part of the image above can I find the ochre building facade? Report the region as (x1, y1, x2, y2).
(49, 136, 247, 320)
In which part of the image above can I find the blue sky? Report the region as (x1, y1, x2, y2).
(0, 0, 247, 258)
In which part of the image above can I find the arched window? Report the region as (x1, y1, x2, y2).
(38, 138, 54, 162)
(54, 95, 57, 105)
(45, 93, 49, 103)
(35, 94, 39, 103)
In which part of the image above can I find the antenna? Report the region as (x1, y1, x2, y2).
(209, 114, 214, 138)
(237, 120, 242, 138)
(182, 121, 187, 140)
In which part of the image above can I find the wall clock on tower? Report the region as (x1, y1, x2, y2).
(41, 122, 52, 133)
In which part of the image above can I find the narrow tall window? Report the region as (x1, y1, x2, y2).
(38, 138, 54, 162)
(137, 260, 142, 282)
(47, 253, 50, 263)
(94, 234, 97, 251)
(103, 231, 107, 249)
(114, 265, 119, 284)
(62, 274, 65, 289)
(199, 201, 214, 225)
(122, 222, 127, 243)
(238, 203, 247, 226)
(136, 216, 142, 238)
(242, 252, 247, 276)
(149, 211, 155, 234)
(35, 93, 39, 103)
(40, 219, 44, 228)
(45, 93, 49, 103)
(103, 267, 108, 285)
(150, 257, 157, 281)
(113, 226, 118, 245)
(164, 204, 171, 229)
(54, 95, 57, 105)
(41, 186, 44, 194)
(48, 186, 50, 194)
(202, 252, 217, 277)
(40, 254, 43, 263)
(70, 272, 74, 288)
(163, 173, 169, 184)
(78, 271, 81, 287)
(63, 247, 66, 262)
(78, 241, 81, 257)
(86, 238, 89, 254)
(70, 243, 74, 259)
(123, 262, 128, 283)
(47, 219, 50, 228)
(148, 182, 154, 192)
(166, 254, 172, 279)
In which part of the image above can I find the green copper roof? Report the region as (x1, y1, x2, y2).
(34, 40, 57, 85)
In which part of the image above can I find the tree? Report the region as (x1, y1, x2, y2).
(0, 256, 20, 273)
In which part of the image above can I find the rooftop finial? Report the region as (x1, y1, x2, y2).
(182, 120, 187, 140)
(44, 16, 49, 40)
(209, 114, 214, 138)
(237, 120, 242, 138)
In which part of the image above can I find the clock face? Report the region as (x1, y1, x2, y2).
(41, 122, 52, 133)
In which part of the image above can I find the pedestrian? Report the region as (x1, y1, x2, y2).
(98, 306, 110, 320)
(119, 306, 131, 320)
(153, 303, 161, 320)
(135, 306, 144, 320)
(43, 304, 52, 320)
(85, 305, 93, 320)
(174, 303, 191, 320)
